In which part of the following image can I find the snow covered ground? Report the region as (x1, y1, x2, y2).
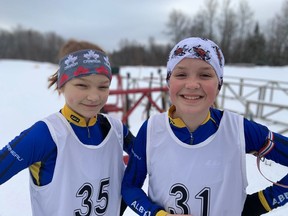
(0, 60, 288, 215)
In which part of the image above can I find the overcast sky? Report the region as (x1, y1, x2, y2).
(0, 0, 285, 52)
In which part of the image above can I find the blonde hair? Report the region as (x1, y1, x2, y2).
(48, 39, 106, 89)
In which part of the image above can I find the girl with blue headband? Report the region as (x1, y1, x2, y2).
(0, 39, 134, 215)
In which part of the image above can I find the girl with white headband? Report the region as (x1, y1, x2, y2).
(0, 40, 134, 215)
(121, 37, 288, 216)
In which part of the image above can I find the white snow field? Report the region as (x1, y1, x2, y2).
(0, 60, 288, 215)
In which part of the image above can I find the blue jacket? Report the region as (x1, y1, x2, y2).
(0, 105, 134, 186)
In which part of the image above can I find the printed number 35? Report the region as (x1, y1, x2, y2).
(74, 178, 110, 216)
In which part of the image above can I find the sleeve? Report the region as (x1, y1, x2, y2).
(121, 121, 165, 216)
(0, 121, 55, 185)
(122, 124, 135, 155)
(242, 192, 268, 215)
(244, 119, 288, 213)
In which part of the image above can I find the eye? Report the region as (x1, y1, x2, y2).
(201, 73, 211, 77)
(75, 83, 88, 88)
(98, 85, 110, 90)
(173, 71, 187, 79)
(200, 72, 214, 79)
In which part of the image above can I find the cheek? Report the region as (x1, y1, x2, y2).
(168, 86, 178, 103)
(64, 92, 78, 105)
(168, 80, 179, 94)
(104, 90, 110, 98)
(102, 96, 108, 104)
(100, 91, 109, 101)
(66, 96, 75, 104)
(168, 84, 175, 94)
(205, 84, 219, 98)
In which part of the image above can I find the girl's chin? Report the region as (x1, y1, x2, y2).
(177, 107, 208, 115)
(80, 112, 98, 119)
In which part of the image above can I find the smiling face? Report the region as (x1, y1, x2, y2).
(169, 58, 219, 122)
(59, 74, 110, 123)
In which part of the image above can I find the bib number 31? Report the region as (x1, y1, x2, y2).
(168, 183, 210, 216)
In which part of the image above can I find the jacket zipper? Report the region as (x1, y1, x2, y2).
(190, 132, 194, 145)
(87, 125, 91, 138)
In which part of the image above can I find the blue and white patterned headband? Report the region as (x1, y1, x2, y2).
(57, 49, 112, 88)
(166, 37, 225, 89)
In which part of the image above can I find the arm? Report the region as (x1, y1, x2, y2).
(122, 125, 135, 155)
(121, 121, 165, 216)
(243, 119, 288, 214)
(0, 121, 55, 185)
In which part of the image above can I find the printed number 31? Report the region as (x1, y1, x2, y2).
(169, 184, 210, 216)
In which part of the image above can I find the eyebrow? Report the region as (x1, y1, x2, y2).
(174, 65, 189, 70)
(100, 80, 111, 85)
(175, 65, 213, 70)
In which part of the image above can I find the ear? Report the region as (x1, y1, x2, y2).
(218, 84, 222, 91)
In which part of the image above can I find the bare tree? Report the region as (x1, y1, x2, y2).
(266, 0, 288, 65)
(186, 0, 218, 41)
(203, 0, 218, 39)
(237, 0, 254, 40)
(242, 23, 266, 64)
(0, 27, 64, 63)
(112, 39, 147, 65)
(44, 32, 65, 62)
(147, 37, 170, 66)
(165, 10, 190, 44)
(188, 12, 207, 38)
(232, 0, 255, 62)
(217, 0, 238, 62)
(0, 30, 13, 58)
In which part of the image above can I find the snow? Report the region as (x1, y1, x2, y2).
(0, 59, 288, 215)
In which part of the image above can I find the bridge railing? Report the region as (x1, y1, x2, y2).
(107, 67, 288, 134)
(217, 76, 288, 135)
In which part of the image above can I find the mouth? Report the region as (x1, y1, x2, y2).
(182, 95, 203, 100)
(82, 103, 100, 108)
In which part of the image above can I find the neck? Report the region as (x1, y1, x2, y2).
(171, 108, 210, 132)
(61, 104, 97, 127)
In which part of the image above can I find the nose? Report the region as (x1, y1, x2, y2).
(86, 89, 100, 102)
(185, 77, 200, 89)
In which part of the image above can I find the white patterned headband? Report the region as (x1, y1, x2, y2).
(166, 37, 225, 89)
(57, 49, 112, 88)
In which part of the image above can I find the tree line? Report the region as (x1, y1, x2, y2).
(0, 0, 287, 66)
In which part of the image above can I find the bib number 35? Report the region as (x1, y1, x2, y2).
(74, 178, 110, 216)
